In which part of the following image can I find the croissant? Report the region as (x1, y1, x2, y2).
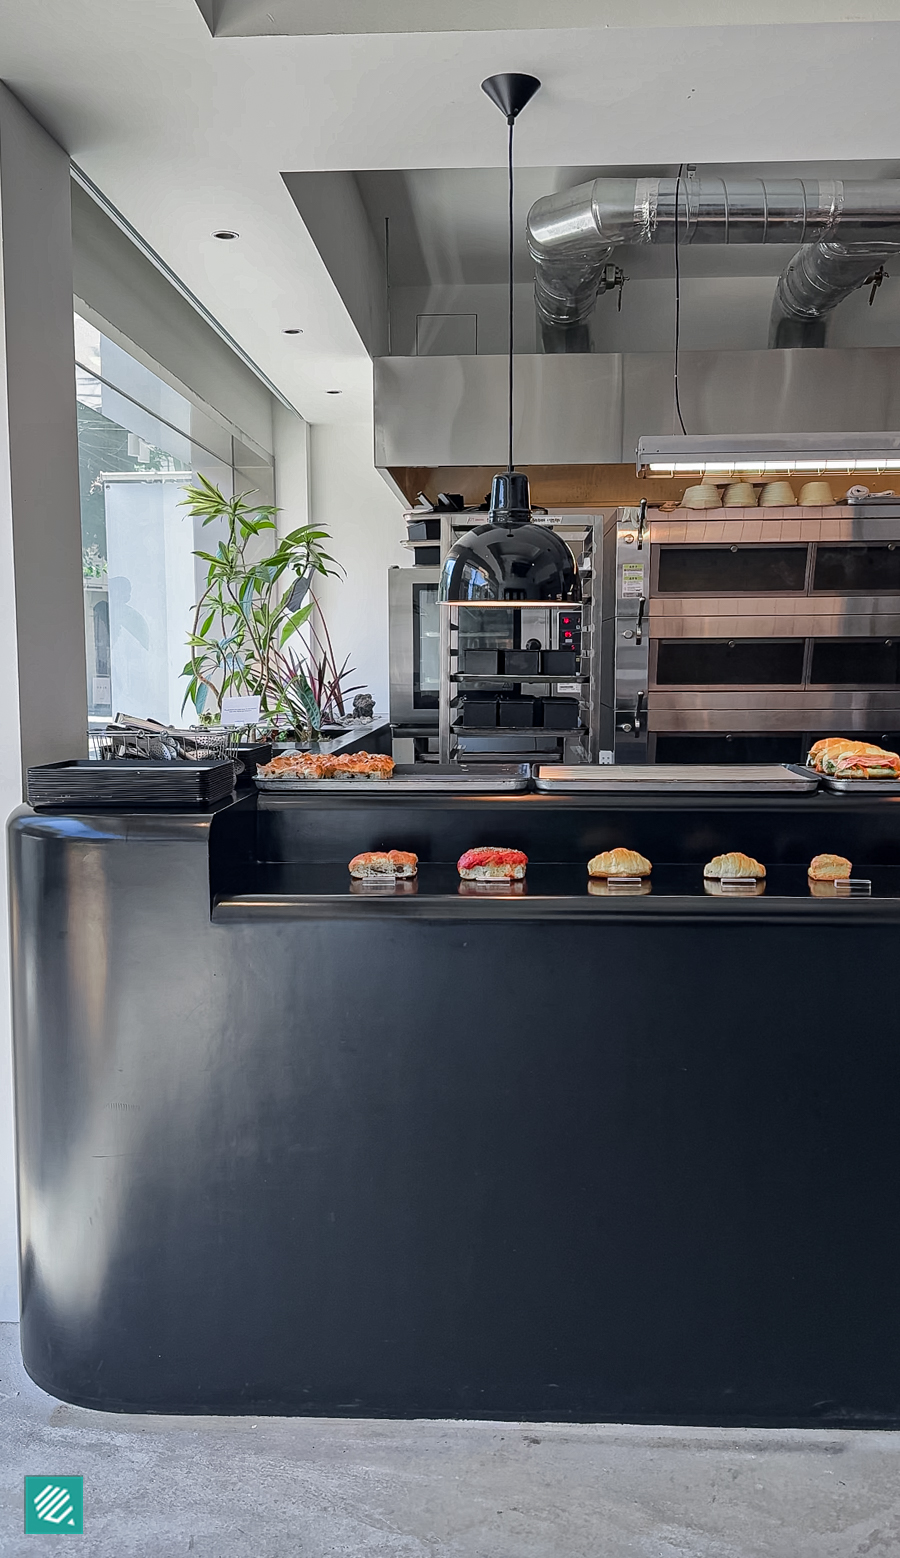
(703, 852, 765, 879)
(587, 847, 652, 878)
(808, 853, 852, 881)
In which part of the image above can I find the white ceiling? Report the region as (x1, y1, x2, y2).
(3, 3, 900, 421)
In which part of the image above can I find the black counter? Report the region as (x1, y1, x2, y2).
(9, 788, 900, 1424)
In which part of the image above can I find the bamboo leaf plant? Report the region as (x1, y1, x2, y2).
(180, 475, 359, 739)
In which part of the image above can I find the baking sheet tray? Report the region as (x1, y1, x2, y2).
(787, 763, 900, 794)
(535, 763, 819, 793)
(255, 763, 531, 793)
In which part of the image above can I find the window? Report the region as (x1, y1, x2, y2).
(75, 315, 274, 725)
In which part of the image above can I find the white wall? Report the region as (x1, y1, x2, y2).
(0, 86, 88, 1320)
(309, 420, 407, 716)
(72, 182, 275, 458)
(273, 399, 311, 535)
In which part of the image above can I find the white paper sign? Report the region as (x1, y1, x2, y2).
(92, 676, 111, 706)
(621, 563, 645, 599)
(220, 695, 262, 727)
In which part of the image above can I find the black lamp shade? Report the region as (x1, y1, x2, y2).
(481, 73, 541, 122)
(440, 473, 581, 604)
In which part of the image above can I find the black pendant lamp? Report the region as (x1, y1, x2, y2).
(440, 72, 581, 605)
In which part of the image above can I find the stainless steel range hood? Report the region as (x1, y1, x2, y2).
(375, 347, 900, 473)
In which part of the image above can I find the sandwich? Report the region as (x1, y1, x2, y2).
(703, 852, 765, 879)
(807, 738, 880, 774)
(808, 853, 852, 881)
(457, 846, 527, 881)
(587, 847, 652, 878)
(828, 748, 900, 780)
(349, 849, 417, 878)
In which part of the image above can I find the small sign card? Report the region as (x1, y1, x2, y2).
(220, 695, 262, 728)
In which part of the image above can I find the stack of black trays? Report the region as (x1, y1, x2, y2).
(26, 760, 236, 808)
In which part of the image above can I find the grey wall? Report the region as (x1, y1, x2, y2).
(0, 84, 89, 1319)
(72, 183, 275, 456)
(282, 173, 388, 359)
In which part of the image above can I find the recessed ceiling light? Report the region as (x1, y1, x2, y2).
(212, 229, 239, 240)
(283, 327, 303, 335)
(326, 389, 341, 395)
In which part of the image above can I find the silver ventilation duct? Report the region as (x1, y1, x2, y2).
(526, 177, 900, 351)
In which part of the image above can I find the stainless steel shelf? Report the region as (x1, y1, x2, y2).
(451, 674, 589, 684)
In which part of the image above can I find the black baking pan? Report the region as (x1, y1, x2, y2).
(540, 649, 578, 676)
(540, 697, 580, 729)
(498, 697, 537, 728)
(501, 650, 541, 676)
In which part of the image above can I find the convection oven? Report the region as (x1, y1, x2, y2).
(613, 502, 900, 763)
(388, 566, 441, 728)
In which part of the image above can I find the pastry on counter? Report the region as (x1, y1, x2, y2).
(587, 847, 652, 878)
(349, 850, 417, 879)
(258, 751, 394, 780)
(808, 853, 852, 881)
(457, 847, 527, 881)
(703, 852, 765, 879)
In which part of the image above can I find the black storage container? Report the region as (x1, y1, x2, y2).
(412, 545, 440, 566)
(498, 697, 537, 728)
(461, 697, 498, 728)
(500, 650, 541, 676)
(540, 697, 580, 730)
(406, 517, 441, 542)
(540, 649, 578, 676)
(460, 649, 499, 675)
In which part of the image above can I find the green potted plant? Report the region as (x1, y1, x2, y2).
(180, 475, 351, 740)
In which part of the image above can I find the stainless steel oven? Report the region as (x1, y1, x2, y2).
(388, 567, 441, 727)
(612, 503, 900, 763)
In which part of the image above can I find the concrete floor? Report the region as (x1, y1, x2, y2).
(3, 1326, 900, 1557)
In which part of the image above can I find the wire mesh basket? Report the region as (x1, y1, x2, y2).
(87, 723, 247, 763)
(88, 728, 178, 762)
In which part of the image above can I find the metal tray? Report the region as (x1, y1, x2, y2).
(255, 763, 532, 794)
(787, 763, 900, 794)
(535, 763, 819, 794)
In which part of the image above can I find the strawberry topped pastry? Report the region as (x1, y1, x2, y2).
(457, 846, 528, 881)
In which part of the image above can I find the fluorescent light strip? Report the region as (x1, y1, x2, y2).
(648, 459, 900, 475)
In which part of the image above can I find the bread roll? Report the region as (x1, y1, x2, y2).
(703, 852, 765, 879)
(808, 853, 852, 881)
(587, 847, 652, 878)
(457, 847, 527, 880)
(348, 850, 417, 878)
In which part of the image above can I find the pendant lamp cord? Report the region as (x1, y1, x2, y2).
(508, 116, 515, 472)
(673, 161, 688, 436)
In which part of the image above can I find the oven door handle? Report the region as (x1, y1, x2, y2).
(636, 499, 647, 550)
(635, 594, 646, 645)
(634, 690, 645, 735)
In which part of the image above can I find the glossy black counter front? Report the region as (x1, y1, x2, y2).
(10, 790, 900, 1423)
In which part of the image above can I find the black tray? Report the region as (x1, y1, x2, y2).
(27, 759, 236, 808)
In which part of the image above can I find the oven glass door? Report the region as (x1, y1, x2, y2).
(413, 582, 440, 710)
